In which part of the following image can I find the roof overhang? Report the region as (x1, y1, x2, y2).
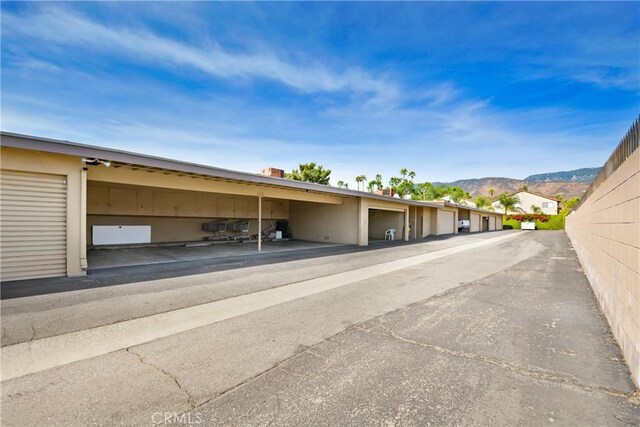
(1, 131, 442, 208)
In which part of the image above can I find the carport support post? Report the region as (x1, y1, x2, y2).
(258, 195, 262, 252)
(80, 167, 88, 271)
(404, 207, 410, 241)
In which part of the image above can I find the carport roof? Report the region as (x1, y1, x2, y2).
(1, 131, 444, 208)
(444, 201, 503, 216)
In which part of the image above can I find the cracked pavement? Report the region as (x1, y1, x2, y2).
(1, 231, 638, 425)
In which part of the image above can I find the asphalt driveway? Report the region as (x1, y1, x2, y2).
(1, 231, 638, 426)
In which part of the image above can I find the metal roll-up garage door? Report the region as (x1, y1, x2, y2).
(437, 210, 455, 235)
(470, 213, 480, 232)
(1, 170, 67, 281)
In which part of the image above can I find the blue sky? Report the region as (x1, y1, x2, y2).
(2, 2, 638, 185)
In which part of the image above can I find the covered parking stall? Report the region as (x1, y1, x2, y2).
(0, 133, 359, 280)
(83, 158, 357, 268)
(0, 132, 503, 282)
(457, 207, 471, 232)
(456, 205, 503, 233)
(367, 206, 406, 242)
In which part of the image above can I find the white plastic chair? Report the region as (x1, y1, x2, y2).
(385, 228, 396, 241)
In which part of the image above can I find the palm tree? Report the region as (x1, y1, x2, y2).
(556, 193, 564, 210)
(337, 180, 348, 189)
(488, 188, 495, 198)
(475, 195, 490, 209)
(368, 174, 383, 192)
(355, 175, 367, 191)
(415, 182, 434, 200)
(497, 193, 521, 214)
(531, 205, 542, 214)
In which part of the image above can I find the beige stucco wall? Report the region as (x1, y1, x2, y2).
(566, 149, 640, 386)
(492, 191, 558, 215)
(288, 198, 359, 244)
(409, 206, 418, 239)
(419, 206, 435, 238)
(1, 147, 86, 277)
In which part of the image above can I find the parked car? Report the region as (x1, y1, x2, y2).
(458, 219, 470, 231)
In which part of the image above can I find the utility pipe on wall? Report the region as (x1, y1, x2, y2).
(258, 195, 262, 252)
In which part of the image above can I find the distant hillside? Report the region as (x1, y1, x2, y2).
(433, 167, 597, 199)
(433, 177, 589, 199)
(525, 167, 600, 182)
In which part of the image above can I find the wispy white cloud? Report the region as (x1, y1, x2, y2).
(1, 3, 636, 187)
(2, 7, 400, 107)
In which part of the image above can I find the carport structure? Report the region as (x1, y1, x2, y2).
(0, 132, 503, 282)
(457, 204, 503, 233)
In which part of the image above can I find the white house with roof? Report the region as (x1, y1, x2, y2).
(492, 190, 559, 215)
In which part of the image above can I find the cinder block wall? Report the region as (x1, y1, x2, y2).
(565, 149, 639, 386)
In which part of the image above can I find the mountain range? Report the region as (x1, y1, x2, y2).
(434, 167, 600, 199)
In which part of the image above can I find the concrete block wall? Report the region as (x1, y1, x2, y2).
(565, 149, 640, 386)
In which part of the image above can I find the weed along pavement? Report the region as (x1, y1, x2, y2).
(1, 230, 638, 426)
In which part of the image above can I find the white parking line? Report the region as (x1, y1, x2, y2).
(1, 232, 521, 381)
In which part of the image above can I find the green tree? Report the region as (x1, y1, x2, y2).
(336, 180, 348, 189)
(412, 183, 460, 201)
(530, 205, 542, 214)
(286, 163, 331, 185)
(497, 193, 522, 214)
(555, 192, 565, 211)
(445, 186, 470, 204)
(488, 188, 496, 198)
(560, 197, 580, 216)
(518, 184, 528, 192)
(367, 174, 384, 192)
(474, 195, 491, 209)
(389, 169, 417, 199)
(414, 182, 435, 200)
(355, 175, 367, 191)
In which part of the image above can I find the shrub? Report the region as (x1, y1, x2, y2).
(535, 215, 565, 230)
(502, 214, 564, 230)
(502, 218, 521, 229)
(508, 213, 550, 223)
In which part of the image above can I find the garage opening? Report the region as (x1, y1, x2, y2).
(457, 208, 471, 233)
(368, 208, 405, 242)
(86, 182, 296, 268)
(87, 182, 289, 245)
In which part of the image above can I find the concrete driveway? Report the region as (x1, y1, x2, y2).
(1, 231, 638, 425)
(87, 239, 343, 270)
